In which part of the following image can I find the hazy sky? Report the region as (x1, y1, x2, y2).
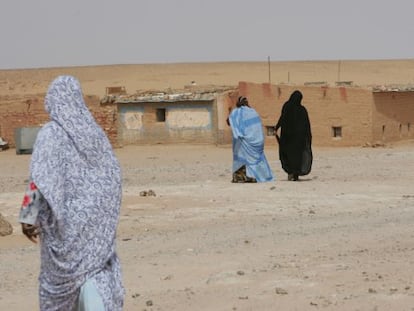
(1, 0, 413, 69)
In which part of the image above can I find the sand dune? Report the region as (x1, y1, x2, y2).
(1, 59, 414, 97)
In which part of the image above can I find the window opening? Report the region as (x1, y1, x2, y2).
(332, 126, 342, 138)
(156, 108, 166, 122)
(266, 126, 275, 136)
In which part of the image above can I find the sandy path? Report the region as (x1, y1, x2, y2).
(1, 143, 414, 310)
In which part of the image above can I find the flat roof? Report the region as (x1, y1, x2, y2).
(101, 85, 236, 104)
(371, 84, 414, 92)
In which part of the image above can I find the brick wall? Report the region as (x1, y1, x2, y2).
(0, 95, 47, 147)
(238, 82, 375, 146)
(2, 85, 412, 148)
(0, 94, 118, 148)
(92, 98, 119, 147)
(216, 91, 239, 144)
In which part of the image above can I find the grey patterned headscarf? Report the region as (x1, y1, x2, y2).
(31, 76, 124, 310)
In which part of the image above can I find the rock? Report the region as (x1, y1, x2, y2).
(0, 213, 13, 236)
(0, 137, 9, 151)
(139, 189, 156, 197)
(275, 287, 288, 295)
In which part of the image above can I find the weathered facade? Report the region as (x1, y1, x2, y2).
(101, 86, 237, 146)
(1, 82, 413, 149)
(237, 82, 414, 147)
(372, 89, 414, 143)
(0, 94, 118, 148)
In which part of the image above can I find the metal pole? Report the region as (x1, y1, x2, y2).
(268, 56, 271, 84)
(337, 60, 341, 82)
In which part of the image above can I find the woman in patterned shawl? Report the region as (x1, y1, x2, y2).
(19, 76, 124, 310)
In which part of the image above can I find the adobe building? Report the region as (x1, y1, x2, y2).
(100, 85, 237, 146)
(1, 82, 413, 149)
(236, 81, 414, 147)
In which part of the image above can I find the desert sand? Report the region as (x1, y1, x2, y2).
(1, 59, 414, 98)
(1, 141, 414, 310)
(1, 60, 414, 310)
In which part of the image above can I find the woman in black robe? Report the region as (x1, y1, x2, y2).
(275, 90, 312, 181)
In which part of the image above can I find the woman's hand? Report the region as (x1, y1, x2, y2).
(21, 223, 40, 243)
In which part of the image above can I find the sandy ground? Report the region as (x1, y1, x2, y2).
(1, 59, 414, 310)
(1, 141, 414, 310)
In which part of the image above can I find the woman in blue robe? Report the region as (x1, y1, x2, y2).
(229, 97, 274, 183)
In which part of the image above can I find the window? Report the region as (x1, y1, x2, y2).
(266, 126, 275, 136)
(156, 108, 166, 122)
(332, 126, 342, 138)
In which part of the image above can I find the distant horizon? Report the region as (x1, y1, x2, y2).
(2, 57, 414, 71)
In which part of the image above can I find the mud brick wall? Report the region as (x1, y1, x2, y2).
(2, 85, 413, 148)
(372, 92, 414, 143)
(0, 94, 118, 148)
(238, 82, 375, 147)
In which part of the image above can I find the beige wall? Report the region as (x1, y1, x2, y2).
(2, 85, 413, 148)
(117, 101, 216, 145)
(372, 92, 414, 143)
(237, 82, 375, 146)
